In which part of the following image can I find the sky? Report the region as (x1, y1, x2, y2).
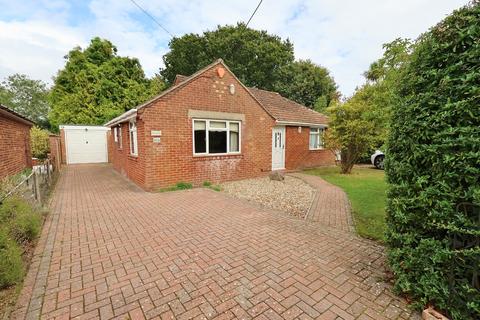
(0, 0, 468, 96)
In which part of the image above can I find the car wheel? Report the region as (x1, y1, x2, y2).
(374, 155, 385, 170)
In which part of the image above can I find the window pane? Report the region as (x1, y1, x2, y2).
(229, 131, 239, 152)
(130, 131, 135, 153)
(229, 122, 239, 132)
(133, 131, 138, 154)
(209, 131, 227, 153)
(210, 121, 226, 129)
(309, 133, 317, 149)
(194, 130, 206, 153)
(194, 120, 206, 130)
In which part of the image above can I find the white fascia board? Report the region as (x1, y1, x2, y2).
(60, 125, 110, 131)
(275, 120, 328, 128)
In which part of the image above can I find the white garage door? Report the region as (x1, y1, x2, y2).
(63, 126, 109, 164)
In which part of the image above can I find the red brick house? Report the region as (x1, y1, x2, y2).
(0, 104, 34, 179)
(105, 60, 334, 190)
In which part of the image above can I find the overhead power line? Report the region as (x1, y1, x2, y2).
(246, 0, 263, 27)
(129, 0, 174, 38)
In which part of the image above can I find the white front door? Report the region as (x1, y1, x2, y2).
(272, 126, 285, 170)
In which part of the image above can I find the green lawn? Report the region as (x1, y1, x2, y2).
(304, 166, 387, 241)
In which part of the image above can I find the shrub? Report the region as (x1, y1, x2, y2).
(0, 197, 41, 243)
(202, 181, 212, 187)
(386, 2, 480, 319)
(0, 230, 24, 288)
(30, 126, 50, 159)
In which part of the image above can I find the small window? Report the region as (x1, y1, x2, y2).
(117, 125, 122, 149)
(193, 119, 241, 155)
(129, 120, 138, 155)
(114, 127, 118, 142)
(309, 127, 324, 150)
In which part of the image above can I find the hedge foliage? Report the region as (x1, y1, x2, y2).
(386, 2, 480, 319)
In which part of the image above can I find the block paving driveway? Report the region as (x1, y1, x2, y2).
(13, 165, 419, 319)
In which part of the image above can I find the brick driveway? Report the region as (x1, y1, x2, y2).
(13, 165, 418, 319)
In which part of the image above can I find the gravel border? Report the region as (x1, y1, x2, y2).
(221, 176, 315, 218)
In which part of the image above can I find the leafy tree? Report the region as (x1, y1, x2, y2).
(49, 37, 164, 129)
(0, 74, 50, 128)
(326, 84, 386, 173)
(161, 23, 295, 92)
(30, 127, 50, 159)
(273, 60, 338, 110)
(386, 2, 480, 319)
(364, 38, 413, 83)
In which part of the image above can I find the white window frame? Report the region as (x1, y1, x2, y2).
(192, 119, 241, 156)
(117, 125, 122, 149)
(114, 127, 118, 142)
(309, 127, 325, 150)
(129, 120, 138, 156)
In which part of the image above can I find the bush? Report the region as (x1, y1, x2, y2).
(386, 2, 480, 319)
(0, 230, 24, 289)
(30, 126, 50, 159)
(0, 197, 41, 243)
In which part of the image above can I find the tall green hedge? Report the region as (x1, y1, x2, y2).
(386, 2, 480, 319)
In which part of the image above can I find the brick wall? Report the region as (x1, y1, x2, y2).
(48, 135, 62, 169)
(0, 115, 32, 179)
(110, 121, 147, 187)
(285, 126, 335, 170)
(109, 63, 275, 190)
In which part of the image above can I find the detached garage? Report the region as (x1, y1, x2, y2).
(60, 125, 109, 164)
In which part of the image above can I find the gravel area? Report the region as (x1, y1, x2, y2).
(221, 176, 315, 218)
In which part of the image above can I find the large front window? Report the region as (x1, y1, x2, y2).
(309, 127, 324, 150)
(129, 120, 138, 155)
(193, 119, 240, 155)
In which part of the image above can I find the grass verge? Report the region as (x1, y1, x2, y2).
(304, 166, 387, 241)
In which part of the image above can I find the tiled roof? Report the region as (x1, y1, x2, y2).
(248, 87, 329, 125)
(0, 104, 35, 126)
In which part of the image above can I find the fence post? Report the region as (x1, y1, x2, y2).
(33, 171, 41, 204)
(46, 160, 50, 185)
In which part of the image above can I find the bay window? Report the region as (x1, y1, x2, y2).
(193, 119, 241, 155)
(309, 127, 324, 150)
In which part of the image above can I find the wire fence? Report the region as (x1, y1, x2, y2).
(0, 158, 59, 206)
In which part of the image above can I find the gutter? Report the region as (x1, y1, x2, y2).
(104, 109, 137, 127)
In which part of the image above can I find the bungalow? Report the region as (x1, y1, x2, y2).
(105, 59, 334, 190)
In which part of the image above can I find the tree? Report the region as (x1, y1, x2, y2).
(364, 38, 413, 83)
(30, 126, 50, 159)
(273, 60, 338, 110)
(161, 23, 295, 92)
(386, 2, 480, 319)
(49, 37, 164, 129)
(0, 74, 50, 128)
(326, 84, 386, 173)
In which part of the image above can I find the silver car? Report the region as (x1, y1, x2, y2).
(371, 150, 385, 170)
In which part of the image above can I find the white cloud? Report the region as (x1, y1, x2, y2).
(0, 0, 468, 95)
